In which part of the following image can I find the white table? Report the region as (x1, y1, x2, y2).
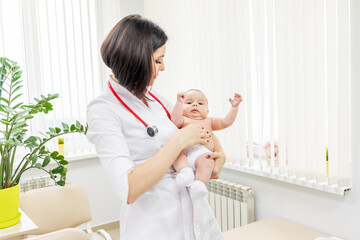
(0, 209, 38, 240)
(223, 217, 331, 240)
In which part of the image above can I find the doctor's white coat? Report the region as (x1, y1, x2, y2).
(86, 79, 223, 240)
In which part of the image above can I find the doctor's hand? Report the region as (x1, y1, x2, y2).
(209, 151, 226, 179)
(175, 124, 210, 149)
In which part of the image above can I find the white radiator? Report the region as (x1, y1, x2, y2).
(20, 176, 54, 193)
(206, 179, 254, 232)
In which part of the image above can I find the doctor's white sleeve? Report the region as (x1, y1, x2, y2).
(86, 100, 134, 204)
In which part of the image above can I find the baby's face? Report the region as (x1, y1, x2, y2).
(182, 90, 209, 119)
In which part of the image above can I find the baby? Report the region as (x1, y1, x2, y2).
(171, 89, 242, 200)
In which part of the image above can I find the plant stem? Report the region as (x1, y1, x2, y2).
(11, 131, 83, 185)
(5, 68, 14, 133)
(0, 154, 4, 189)
(39, 168, 58, 185)
(0, 58, 6, 97)
(12, 153, 30, 178)
(9, 145, 16, 181)
(6, 114, 18, 140)
(4, 146, 13, 188)
(0, 69, 12, 100)
(11, 166, 32, 186)
(1, 151, 9, 189)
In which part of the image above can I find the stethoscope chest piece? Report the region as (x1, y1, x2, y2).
(147, 126, 158, 137)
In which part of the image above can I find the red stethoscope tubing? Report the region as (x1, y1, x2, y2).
(108, 81, 171, 128)
(148, 91, 171, 119)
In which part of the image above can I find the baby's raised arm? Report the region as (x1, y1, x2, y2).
(171, 92, 186, 128)
(211, 93, 242, 131)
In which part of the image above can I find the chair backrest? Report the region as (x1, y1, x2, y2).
(27, 228, 90, 240)
(20, 184, 92, 235)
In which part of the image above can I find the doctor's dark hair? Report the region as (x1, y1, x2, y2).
(101, 14, 168, 99)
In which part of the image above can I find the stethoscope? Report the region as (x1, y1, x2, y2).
(108, 81, 171, 137)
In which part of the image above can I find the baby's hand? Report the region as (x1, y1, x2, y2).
(177, 92, 185, 103)
(229, 93, 242, 107)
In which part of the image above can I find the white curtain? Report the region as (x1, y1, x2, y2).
(145, 0, 351, 186)
(0, 0, 122, 157)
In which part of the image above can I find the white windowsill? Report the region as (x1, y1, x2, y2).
(224, 161, 351, 196)
(65, 152, 98, 162)
(44, 152, 99, 167)
(47, 152, 352, 196)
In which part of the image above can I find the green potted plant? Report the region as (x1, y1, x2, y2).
(0, 57, 87, 228)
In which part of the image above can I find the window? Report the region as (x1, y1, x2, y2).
(145, 0, 351, 195)
(0, 0, 121, 158)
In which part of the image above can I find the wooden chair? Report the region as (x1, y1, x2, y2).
(20, 184, 112, 240)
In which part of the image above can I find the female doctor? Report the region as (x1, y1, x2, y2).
(86, 15, 225, 240)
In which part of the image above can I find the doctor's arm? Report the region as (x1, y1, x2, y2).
(209, 133, 226, 179)
(87, 102, 208, 204)
(127, 125, 208, 203)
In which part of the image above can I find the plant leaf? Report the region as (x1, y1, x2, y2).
(55, 127, 61, 134)
(42, 156, 51, 167)
(24, 136, 37, 144)
(31, 155, 38, 165)
(10, 93, 22, 103)
(50, 151, 59, 159)
(12, 70, 22, 81)
(12, 77, 22, 84)
(56, 180, 65, 186)
(51, 165, 64, 174)
(59, 160, 68, 165)
(34, 163, 42, 169)
(0, 120, 9, 126)
(11, 85, 21, 94)
(0, 86, 9, 94)
(0, 97, 9, 104)
(13, 102, 24, 109)
(61, 122, 69, 131)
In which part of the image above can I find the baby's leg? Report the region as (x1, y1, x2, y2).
(188, 153, 215, 201)
(194, 153, 215, 185)
(173, 151, 195, 186)
(173, 151, 190, 172)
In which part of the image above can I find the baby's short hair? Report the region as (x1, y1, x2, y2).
(186, 89, 204, 94)
(185, 89, 208, 104)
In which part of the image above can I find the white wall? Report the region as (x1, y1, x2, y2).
(22, 1, 359, 239)
(119, 0, 144, 17)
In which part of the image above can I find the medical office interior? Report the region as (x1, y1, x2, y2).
(0, 0, 359, 239)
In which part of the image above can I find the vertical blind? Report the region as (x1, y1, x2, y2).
(0, 0, 121, 157)
(25, 0, 101, 156)
(1, 0, 351, 189)
(145, 0, 351, 190)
